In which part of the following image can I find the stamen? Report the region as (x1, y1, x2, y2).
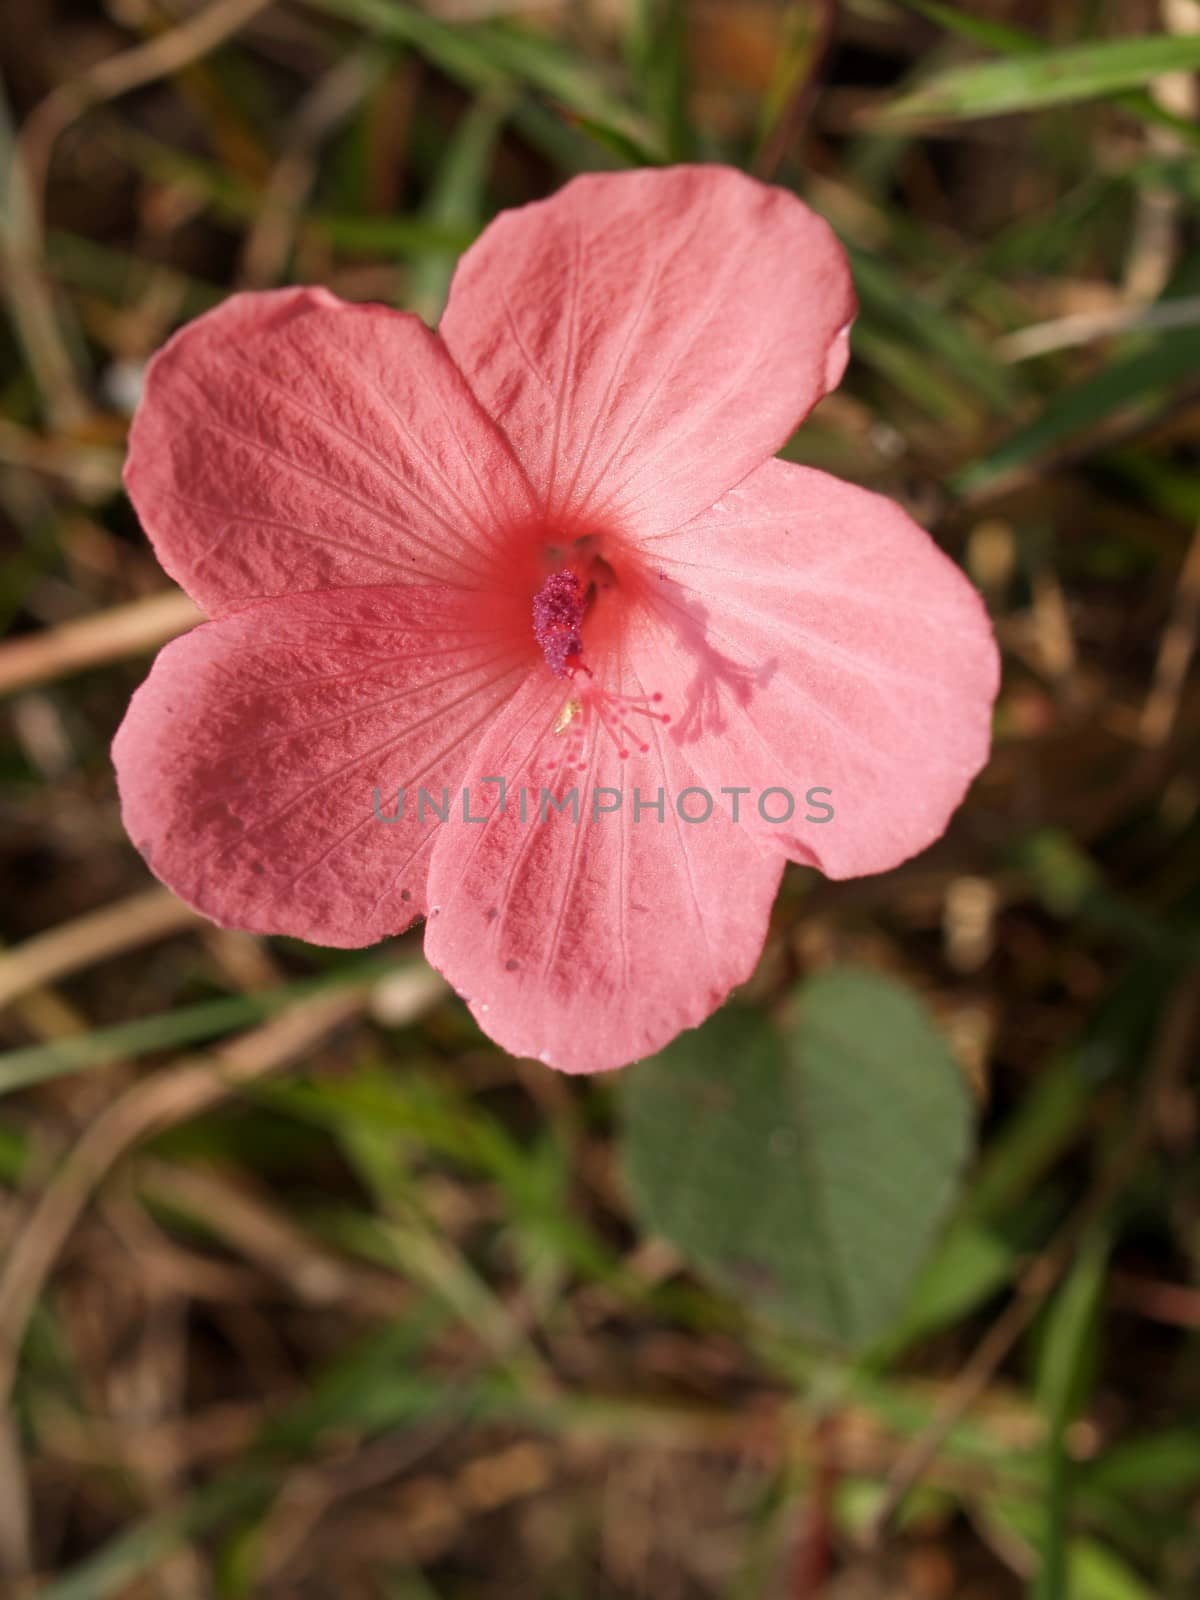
(532, 570, 587, 677)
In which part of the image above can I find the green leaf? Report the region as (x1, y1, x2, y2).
(881, 33, 1200, 124)
(619, 969, 974, 1349)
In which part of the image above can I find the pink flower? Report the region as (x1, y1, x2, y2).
(112, 165, 998, 1074)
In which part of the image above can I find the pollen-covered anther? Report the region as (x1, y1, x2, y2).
(532, 569, 587, 677)
(554, 697, 582, 734)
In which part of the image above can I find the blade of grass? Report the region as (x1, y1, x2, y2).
(887, 2, 1200, 145)
(258, 1068, 629, 1290)
(0, 956, 429, 1094)
(891, 0, 1038, 53)
(117, 128, 479, 257)
(306, 0, 662, 162)
(0, 77, 90, 427)
(850, 323, 978, 424)
(627, 0, 692, 163)
(407, 90, 511, 325)
(44, 230, 223, 317)
(849, 246, 1020, 412)
(753, 0, 836, 178)
(954, 326, 1200, 497)
(33, 1468, 278, 1600)
(1033, 1224, 1111, 1600)
(994, 1503, 1159, 1600)
(879, 31, 1200, 125)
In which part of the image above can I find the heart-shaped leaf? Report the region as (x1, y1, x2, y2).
(620, 967, 975, 1349)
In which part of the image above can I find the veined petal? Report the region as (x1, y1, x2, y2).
(439, 165, 854, 537)
(124, 288, 538, 615)
(422, 666, 784, 1073)
(636, 459, 1000, 878)
(112, 585, 534, 946)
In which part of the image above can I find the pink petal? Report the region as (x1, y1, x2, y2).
(422, 670, 785, 1074)
(112, 585, 534, 946)
(125, 288, 537, 616)
(439, 165, 854, 536)
(635, 459, 999, 878)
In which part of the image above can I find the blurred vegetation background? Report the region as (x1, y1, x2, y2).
(2, 1, 1200, 1596)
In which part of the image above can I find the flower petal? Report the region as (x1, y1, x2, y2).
(635, 459, 999, 878)
(112, 585, 534, 946)
(422, 670, 784, 1073)
(439, 165, 854, 536)
(125, 288, 538, 616)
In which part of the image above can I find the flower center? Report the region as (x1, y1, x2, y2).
(530, 549, 673, 759)
(532, 569, 588, 677)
